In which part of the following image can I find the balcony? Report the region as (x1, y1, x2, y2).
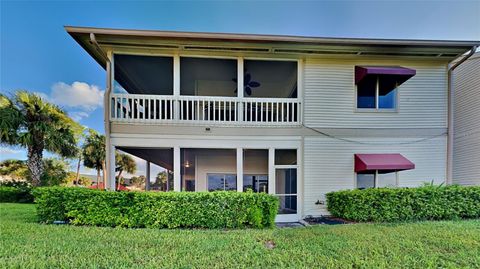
(110, 54, 302, 126)
(110, 94, 302, 126)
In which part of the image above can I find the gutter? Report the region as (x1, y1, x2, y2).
(446, 45, 478, 185)
(89, 33, 109, 63)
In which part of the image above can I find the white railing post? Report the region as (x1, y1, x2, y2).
(237, 57, 244, 122)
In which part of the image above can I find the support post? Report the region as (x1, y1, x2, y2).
(108, 144, 116, 190)
(237, 57, 244, 122)
(104, 49, 115, 191)
(173, 54, 180, 121)
(236, 148, 243, 192)
(268, 148, 275, 194)
(145, 161, 150, 191)
(173, 146, 181, 191)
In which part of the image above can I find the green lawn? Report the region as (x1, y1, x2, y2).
(1, 203, 479, 269)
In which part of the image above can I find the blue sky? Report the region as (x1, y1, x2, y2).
(1, 0, 479, 174)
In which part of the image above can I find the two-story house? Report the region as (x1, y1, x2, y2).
(67, 26, 478, 222)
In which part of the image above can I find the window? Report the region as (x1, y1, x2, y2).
(243, 60, 297, 98)
(357, 76, 397, 110)
(207, 173, 237, 191)
(243, 175, 268, 192)
(243, 149, 268, 192)
(180, 57, 237, 97)
(114, 54, 173, 95)
(355, 66, 415, 111)
(275, 149, 297, 165)
(356, 170, 398, 189)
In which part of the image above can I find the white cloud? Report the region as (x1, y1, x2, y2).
(69, 111, 90, 121)
(0, 147, 22, 154)
(50, 81, 104, 111)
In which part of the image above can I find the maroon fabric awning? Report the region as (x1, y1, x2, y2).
(355, 66, 416, 85)
(354, 153, 415, 172)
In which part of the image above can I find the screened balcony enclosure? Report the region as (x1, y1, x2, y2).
(110, 54, 302, 125)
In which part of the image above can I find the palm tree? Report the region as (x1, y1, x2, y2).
(82, 129, 105, 188)
(73, 128, 87, 185)
(0, 91, 79, 186)
(115, 152, 136, 188)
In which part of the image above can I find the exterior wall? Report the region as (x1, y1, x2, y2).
(304, 58, 448, 128)
(302, 56, 449, 216)
(453, 53, 480, 185)
(303, 135, 447, 216)
(109, 54, 451, 220)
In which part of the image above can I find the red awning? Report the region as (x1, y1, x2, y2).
(355, 66, 416, 85)
(354, 153, 415, 172)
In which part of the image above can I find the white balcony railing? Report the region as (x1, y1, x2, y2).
(110, 93, 302, 126)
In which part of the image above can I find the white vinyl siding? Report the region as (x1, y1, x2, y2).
(304, 58, 448, 128)
(303, 135, 447, 216)
(453, 54, 480, 185)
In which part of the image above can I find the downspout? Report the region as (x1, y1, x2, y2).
(90, 33, 115, 190)
(446, 45, 478, 185)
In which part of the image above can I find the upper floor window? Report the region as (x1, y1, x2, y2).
(114, 54, 173, 95)
(244, 60, 297, 98)
(180, 57, 237, 97)
(355, 66, 416, 111)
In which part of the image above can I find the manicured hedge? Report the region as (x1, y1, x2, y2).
(326, 185, 480, 222)
(0, 186, 34, 203)
(33, 187, 279, 229)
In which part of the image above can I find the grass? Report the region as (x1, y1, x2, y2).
(1, 203, 480, 268)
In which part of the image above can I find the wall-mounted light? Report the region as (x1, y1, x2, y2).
(184, 161, 190, 168)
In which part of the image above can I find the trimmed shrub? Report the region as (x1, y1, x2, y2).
(326, 185, 480, 222)
(33, 187, 279, 229)
(0, 186, 34, 203)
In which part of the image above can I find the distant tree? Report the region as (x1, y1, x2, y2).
(0, 159, 28, 180)
(82, 129, 105, 187)
(40, 158, 69, 186)
(65, 172, 92, 186)
(0, 158, 72, 186)
(73, 128, 87, 185)
(115, 152, 136, 182)
(129, 175, 146, 188)
(153, 171, 174, 191)
(0, 91, 80, 186)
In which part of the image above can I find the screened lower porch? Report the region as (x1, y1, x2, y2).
(114, 146, 300, 221)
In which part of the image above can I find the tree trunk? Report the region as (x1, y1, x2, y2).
(96, 168, 100, 189)
(75, 155, 81, 185)
(27, 146, 44, 186)
(102, 161, 107, 190)
(117, 169, 123, 184)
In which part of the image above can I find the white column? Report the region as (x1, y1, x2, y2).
(297, 59, 304, 124)
(237, 57, 244, 122)
(173, 146, 181, 191)
(104, 50, 115, 191)
(145, 161, 150, 191)
(236, 148, 243, 192)
(268, 148, 275, 194)
(173, 55, 180, 121)
(108, 144, 116, 190)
